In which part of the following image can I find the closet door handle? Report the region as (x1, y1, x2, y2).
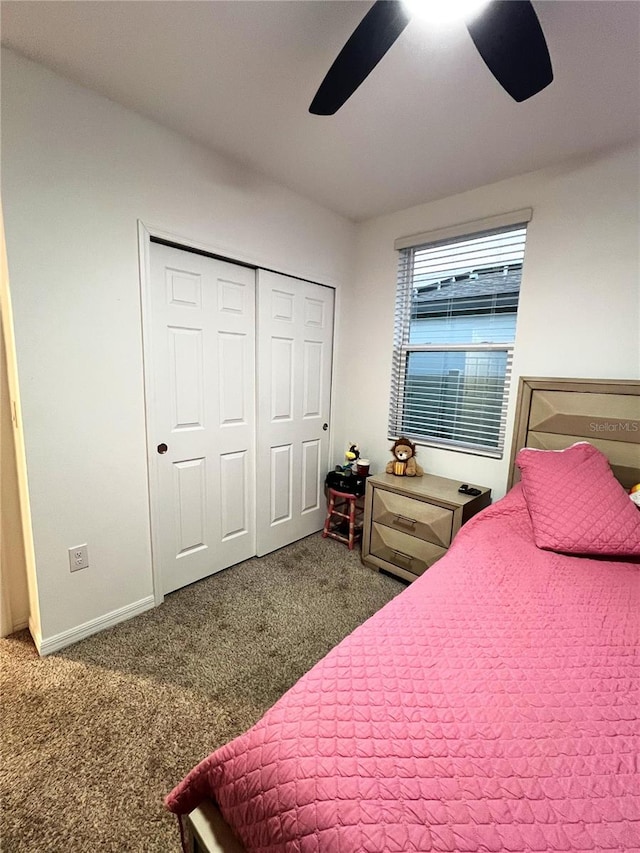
(157, 443, 168, 455)
(322, 423, 328, 431)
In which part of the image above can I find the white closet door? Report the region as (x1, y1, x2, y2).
(149, 243, 256, 594)
(256, 270, 335, 556)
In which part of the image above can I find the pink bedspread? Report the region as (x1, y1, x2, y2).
(166, 487, 640, 852)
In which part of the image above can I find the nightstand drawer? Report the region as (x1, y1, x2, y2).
(370, 522, 447, 577)
(372, 488, 453, 548)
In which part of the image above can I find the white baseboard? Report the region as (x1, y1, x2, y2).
(36, 595, 156, 656)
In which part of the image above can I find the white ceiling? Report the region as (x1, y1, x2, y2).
(2, 1, 639, 221)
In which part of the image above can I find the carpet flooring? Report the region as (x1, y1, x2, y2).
(0, 534, 403, 852)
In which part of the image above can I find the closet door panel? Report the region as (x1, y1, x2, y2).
(150, 243, 256, 594)
(256, 270, 335, 556)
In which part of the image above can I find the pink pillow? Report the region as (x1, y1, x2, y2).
(516, 442, 640, 556)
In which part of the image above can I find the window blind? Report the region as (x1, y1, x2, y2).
(389, 221, 528, 457)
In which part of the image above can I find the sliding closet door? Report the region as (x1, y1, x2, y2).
(149, 243, 256, 594)
(256, 270, 335, 556)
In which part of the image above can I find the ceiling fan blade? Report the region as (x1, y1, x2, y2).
(466, 0, 553, 102)
(309, 0, 410, 115)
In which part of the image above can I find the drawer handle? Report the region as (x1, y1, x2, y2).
(392, 549, 414, 567)
(394, 514, 417, 530)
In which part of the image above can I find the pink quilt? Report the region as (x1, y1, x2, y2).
(166, 486, 640, 852)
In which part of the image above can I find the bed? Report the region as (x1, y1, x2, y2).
(166, 377, 640, 853)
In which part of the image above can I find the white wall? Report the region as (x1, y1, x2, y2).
(1, 49, 355, 647)
(334, 143, 640, 498)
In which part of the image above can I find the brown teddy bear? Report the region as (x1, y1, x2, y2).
(386, 437, 424, 477)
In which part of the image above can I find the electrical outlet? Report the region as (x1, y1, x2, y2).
(69, 544, 89, 572)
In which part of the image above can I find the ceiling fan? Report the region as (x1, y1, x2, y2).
(309, 0, 553, 115)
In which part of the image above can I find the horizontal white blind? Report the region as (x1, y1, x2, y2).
(412, 228, 526, 285)
(389, 222, 528, 457)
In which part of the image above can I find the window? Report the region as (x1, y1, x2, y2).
(389, 211, 530, 457)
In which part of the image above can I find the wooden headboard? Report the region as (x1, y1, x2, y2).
(508, 377, 640, 490)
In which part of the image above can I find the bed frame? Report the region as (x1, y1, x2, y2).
(507, 377, 640, 490)
(183, 376, 640, 853)
(185, 801, 246, 853)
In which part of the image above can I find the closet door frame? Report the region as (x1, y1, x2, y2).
(137, 221, 339, 605)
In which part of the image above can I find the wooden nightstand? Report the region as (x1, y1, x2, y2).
(361, 473, 491, 582)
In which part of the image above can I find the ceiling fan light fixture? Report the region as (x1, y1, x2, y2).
(309, 0, 551, 115)
(402, 0, 490, 26)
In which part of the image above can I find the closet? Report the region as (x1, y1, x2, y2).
(146, 241, 334, 595)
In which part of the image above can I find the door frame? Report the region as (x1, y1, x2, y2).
(137, 220, 340, 605)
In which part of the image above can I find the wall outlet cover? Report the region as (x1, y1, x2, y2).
(69, 544, 89, 572)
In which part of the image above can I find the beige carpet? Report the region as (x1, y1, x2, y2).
(0, 534, 403, 852)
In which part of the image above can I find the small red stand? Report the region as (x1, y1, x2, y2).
(322, 488, 364, 550)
